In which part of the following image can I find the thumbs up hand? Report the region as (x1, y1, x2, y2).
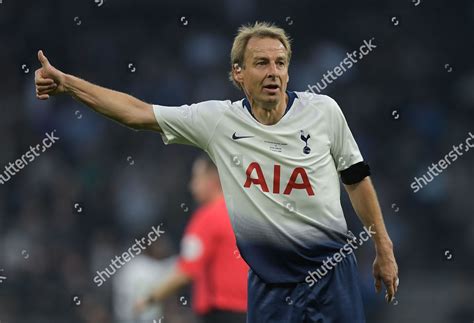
(35, 50, 67, 100)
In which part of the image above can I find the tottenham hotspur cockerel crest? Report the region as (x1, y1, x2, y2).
(300, 130, 311, 154)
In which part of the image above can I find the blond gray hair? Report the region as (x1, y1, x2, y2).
(228, 21, 292, 89)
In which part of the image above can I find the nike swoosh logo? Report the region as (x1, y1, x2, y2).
(232, 132, 254, 140)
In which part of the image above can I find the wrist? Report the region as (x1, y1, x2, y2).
(62, 73, 73, 94)
(374, 237, 393, 253)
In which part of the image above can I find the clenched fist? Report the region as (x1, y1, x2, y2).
(34, 50, 67, 100)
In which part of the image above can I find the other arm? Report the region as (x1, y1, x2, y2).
(344, 177, 399, 302)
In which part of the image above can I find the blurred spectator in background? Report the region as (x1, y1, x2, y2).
(135, 154, 248, 323)
(113, 237, 176, 322)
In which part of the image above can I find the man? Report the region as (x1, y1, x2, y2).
(34, 21, 398, 323)
(134, 155, 248, 322)
(112, 237, 177, 322)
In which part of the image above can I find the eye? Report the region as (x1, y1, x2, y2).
(256, 61, 266, 66)
(277, 61, 286, 67)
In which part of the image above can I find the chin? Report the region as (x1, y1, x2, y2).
(265, 94, 281, 103)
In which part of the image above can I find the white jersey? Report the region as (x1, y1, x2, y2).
(153, 91, 364, 283)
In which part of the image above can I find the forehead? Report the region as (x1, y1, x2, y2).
(245, 37, 287, 60)
(192, 159, 207, 173)
(193, 159, 214, 176)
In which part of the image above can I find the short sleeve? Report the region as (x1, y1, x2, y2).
(153, 100, 227, 150)
(327, 97, 364, 171)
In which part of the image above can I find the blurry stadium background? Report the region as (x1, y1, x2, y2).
(1, 0, 473, 322)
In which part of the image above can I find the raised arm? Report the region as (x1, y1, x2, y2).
(34, 50, 161, 132)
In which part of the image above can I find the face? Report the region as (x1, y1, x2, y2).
(189, 159, 218, 204)
(234, 37, 289, 109)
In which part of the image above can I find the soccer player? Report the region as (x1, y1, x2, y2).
(134, 154, 248, 322)
(34, 21, 398, 323)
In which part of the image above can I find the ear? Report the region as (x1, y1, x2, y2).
(233, 63, 244, 84)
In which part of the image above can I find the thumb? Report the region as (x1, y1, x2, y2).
(38, 50, 50, 67)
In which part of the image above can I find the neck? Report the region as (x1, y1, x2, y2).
(203, 190, 222, 205)
(249, 93, 288, 125)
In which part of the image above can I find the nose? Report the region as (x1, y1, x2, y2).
(267, 61, 279, 78)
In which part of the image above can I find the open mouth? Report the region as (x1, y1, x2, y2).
(263, 84, 279, 93)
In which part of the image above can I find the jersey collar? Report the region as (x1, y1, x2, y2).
(242, 91, 298, 121)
